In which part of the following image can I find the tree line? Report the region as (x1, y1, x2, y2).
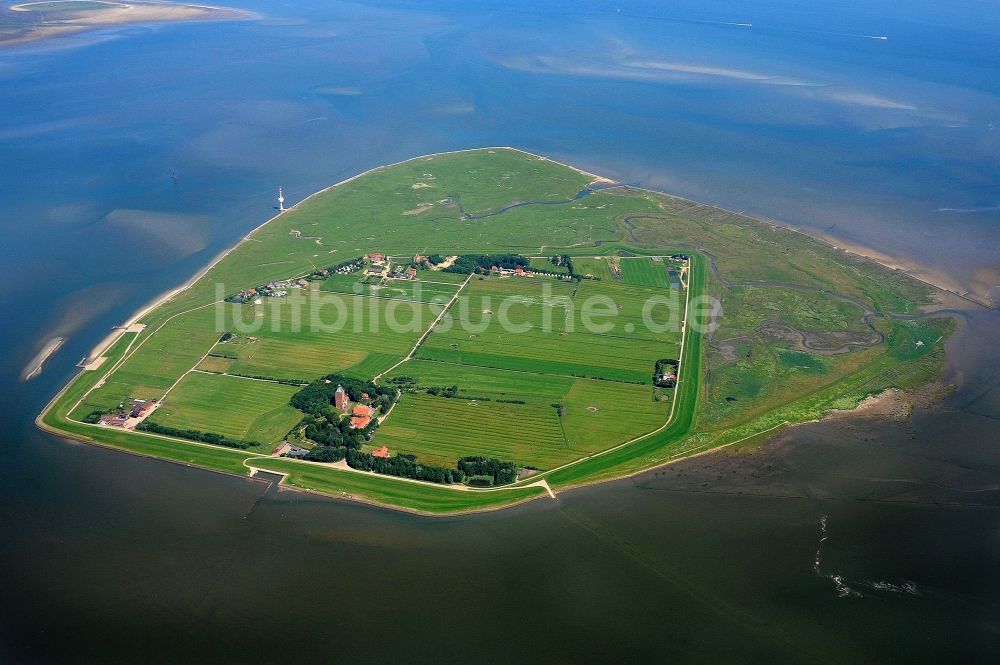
(444, 254, 529, 275)
(136, 421, 258, 450)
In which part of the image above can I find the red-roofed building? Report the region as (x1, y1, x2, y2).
(371, 445, 390, 459)
(349, 415, 372, 430)
(514, 267, 524, 276)
(405, 266, 417, 278)
(352, 404, 373, 417)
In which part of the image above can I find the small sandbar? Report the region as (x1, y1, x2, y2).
(21, 336, 65, 381)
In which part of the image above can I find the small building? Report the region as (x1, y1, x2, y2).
(333, 385, 347, 410)
(129, 399, 155, 419)
(352, 404, 374, 418)
(371, 445, 390, 459)
(285, 444, 309, 458)
(405, 266, 417, 278)
(297, 278, 309, 288)
(370, 252, 385, 264)
(98, 413, 128, 428)
(514, 267, 525, 276)
(349, 415, 372, 430)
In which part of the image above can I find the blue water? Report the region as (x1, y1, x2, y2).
(1, 1, 998, 660)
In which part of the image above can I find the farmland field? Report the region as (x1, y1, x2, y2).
(147, 372, 303, 450)
(620, 257, 671, 288)
(415, 276, 682, 383)
(571, 257, 616, 282)
(320, 272, 460, 303)
(211, 294, 434, 381)
(380, 359, 670, 467)
(373, 394, 571, 469)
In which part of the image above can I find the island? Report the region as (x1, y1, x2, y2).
(1, 1, 250, 48)
(37, 148, 953, 514)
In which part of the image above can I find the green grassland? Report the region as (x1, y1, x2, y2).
(38, 147, 955, 514)
(212, 295, 435, 381)
(415, 276, 682, 383)
(320, 272, 461, 303)
(375, 360, 668, 468)
(147, 373, 303, 451)
(572, 257, 617, 281)
(620, 257, 672, 288)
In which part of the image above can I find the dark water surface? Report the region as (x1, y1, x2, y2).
(1, 0, 998, 661)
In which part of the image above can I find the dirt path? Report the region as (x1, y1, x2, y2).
(373, 273, 473, 384)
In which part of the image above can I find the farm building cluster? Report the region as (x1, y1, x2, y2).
(359, 252, 431, 282)
(228, 278, 309, 304)
(653, 359, 680, 388)
(332, 384, 378, 430)
(97, 399, 157, 429)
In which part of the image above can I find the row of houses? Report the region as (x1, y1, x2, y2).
(229, 277, 311, 303)
(489, 265, 531, 277)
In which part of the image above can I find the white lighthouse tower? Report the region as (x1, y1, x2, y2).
(277, 187, 286, 212)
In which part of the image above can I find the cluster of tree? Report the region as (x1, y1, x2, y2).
(654, 358, 679, 374)
(426, 386, 493, 401)
(136, 421, 257, 449)
(496, 399, 525, 404)
(82, 410, 106, 424)
(458, 456, 518, 486)
(549, 254, 576, 275)
(346, 449, 466, 484)
(304, 445, 347, 463)
(298, 405, 380, 447)
(290, 374, 396, 416)
(653, 358, 679, 388)
(427, 254, 445, 265)
(426, 384, 460, 398)
(443, 254, 529, 275)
